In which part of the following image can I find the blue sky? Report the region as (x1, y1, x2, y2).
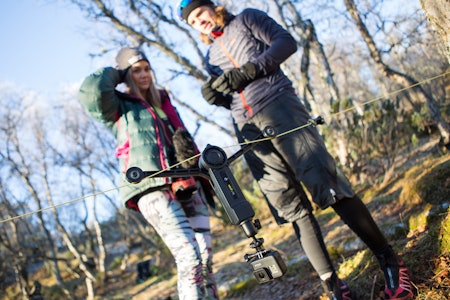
(0, 0, 238, 150)
(0, 0, 99, 95)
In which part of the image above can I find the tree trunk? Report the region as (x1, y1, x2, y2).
(86, 277, 95, 300)
(420, 0, 450, 64)
(93, 204, 108, 282)
(40, 165, 96, 297)
(19, 172, 72, 298)
(273, 0, 351, 166)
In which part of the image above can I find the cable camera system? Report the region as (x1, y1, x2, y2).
(126, 118, 324, 283)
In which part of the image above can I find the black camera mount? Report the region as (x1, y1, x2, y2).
(125, 125, 290, 284)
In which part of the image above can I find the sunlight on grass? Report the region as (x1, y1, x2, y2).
(399, 156, 450, 205)
(229, 277, 258, 292)
(337, 250, 368, 278)
(439, 208, 450, 254)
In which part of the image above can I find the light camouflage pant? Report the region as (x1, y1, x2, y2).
(138, 181, 218, 300)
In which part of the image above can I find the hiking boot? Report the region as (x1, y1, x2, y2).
(376, 246, 414, 300)
(383, 261, 413, 299)
(321, 272, 355, 300)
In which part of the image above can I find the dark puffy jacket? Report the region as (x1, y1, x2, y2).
(78, 67, 187, 209)
(206, 8, 298, 123)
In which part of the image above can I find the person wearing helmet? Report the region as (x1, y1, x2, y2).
(178, 1, 414, 299)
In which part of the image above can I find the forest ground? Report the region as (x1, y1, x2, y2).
(96, 138, 450, 300)
(6, 137, 449, 300)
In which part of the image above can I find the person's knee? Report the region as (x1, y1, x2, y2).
(174, 243, 202, 268)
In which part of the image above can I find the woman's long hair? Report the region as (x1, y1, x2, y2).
(124, 63, 161, 108)
(200, 6, 232, 45)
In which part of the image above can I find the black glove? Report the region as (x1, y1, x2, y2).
(211, 62, 259, 94)
(117, 68, 129, 83)
(172, 128, 198, 168)
(201, 78, 232, 109)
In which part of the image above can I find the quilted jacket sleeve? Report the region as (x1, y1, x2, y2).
(78, 67, 122, 128)
(241, 8, 298, 76)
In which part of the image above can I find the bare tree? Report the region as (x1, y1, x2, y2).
(0, 91, 73, 298)
(0, 86, 128, 298)
(269, 0, 353, 165)
(70, 0, 233, 139)
(62, 0, 449, 179)
(343, 0, 450, 148)
(0, 186, 42, 298)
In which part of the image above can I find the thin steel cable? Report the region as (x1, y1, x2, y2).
(1, 71, 448, 224)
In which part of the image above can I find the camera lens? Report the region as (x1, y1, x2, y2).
(253, 268, 272, 284)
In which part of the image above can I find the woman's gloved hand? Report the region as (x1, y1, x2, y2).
(211, 62, 259, 94)
(201, 77, 232, 109)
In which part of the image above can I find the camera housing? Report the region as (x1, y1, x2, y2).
(248, 249, 287, 284)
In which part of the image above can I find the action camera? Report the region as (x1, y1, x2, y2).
(248, 249, 287, 284)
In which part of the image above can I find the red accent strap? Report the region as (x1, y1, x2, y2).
(219, 39, 253, 118)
